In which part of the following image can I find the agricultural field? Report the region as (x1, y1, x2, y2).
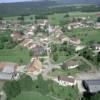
(0, 47, 31, 64)
(48, 11, 99, 25)
(65, 28, 100, 44)
(4, 15, 35, 23)
(4, 11, 99, 25)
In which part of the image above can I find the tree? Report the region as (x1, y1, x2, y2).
(17, 16, 24, 21)
(18, 75, 33, 91)
(53, 53, 58, 62)
(97, 17, 100, 22)
(35, 15, 48, 19)
(19, 30, 24, 35)
(82, 93, 100, 100)
(0, 41, 4, 49)
(97, 52, 100, 63)
(29, 50, 33, 57)
(30, 17, 33, 20)
(19, 59, 23, 64)
(0, 17, 3, 20)
(64, 13, 69, 18)
(51, 44, 57, 52)
(90, 93, 100, 100)
(36, 75, 48, 95)
(3, 81, 21, 100)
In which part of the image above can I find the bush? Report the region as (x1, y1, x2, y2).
(18, 75, 33, 91)
(3, 81, 21, 100)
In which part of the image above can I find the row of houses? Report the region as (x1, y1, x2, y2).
(0, 57, 43, 80)
(68, 20, 100, 30)
(53, 75, 100, 93)
(61, 36, 81, 45)
(52, 27, 81, 46)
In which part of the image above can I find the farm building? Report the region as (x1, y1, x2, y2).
(82, 80, 100, 93)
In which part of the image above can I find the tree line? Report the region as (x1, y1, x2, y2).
(0, 2, 100, 17)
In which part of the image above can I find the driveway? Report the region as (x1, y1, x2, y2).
(76, 72, 100, 80)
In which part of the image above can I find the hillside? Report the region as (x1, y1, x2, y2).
(54, 0, 100, 5)
(0, 0, 57, 16)
(0, 0, 100, 17)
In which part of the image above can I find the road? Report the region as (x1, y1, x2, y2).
(76, 72, 100, 80)
(63, 54, 79, 63)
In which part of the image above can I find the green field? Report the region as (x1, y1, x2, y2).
(48, 11, 99, 25)
(51, 54, 73, 64)
(0, 47, 31, 64)
(5, 11, 99, 25)
(12, 92, 54, 100)
(65, 28, 100, 44)
(48, 12, 99, 25)
(4, 15, 35, 23)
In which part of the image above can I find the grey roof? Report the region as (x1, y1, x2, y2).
(58, 76, 75, 83)
(0, 72, 13, 80)
(92, 44, 100, 48)
(2, 65, 15, 74)
(63, 60, 79, 67)
(84, 80, 100, 93)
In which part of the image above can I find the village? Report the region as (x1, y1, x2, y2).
(0, 11, 100, 100)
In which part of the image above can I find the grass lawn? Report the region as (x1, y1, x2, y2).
(49, 68, 79, 76)
(0, 47, 31, 64)
(48, 13, 66, 25)
(69, 11, 98, 20)
(52, 55, 72, 64)
(49, 58, 91, 76)
(12, 91, 54, 100)
(51, 51, 73, 64)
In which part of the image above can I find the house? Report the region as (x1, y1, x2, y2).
(27, 57, 42, 75)
(82, 80, 100, 93)
(94, 23, 100, 29)
(27, 43, 36, 50)
(68, 22, 83, 29)
(67, 25, 72, 30)
(0, 62, 19, 80)
(37, 20, 48, 27)
(85, 21, 94, 27)
(69, 37, 81, 45)
(53, 76, 76, 86)
(75, 45, 86, 52)
(92, 44, 100, 51)
(27, 31, 34, 36)
(20, 39, 33, 47)
(11, 32, 24, 41)
(40, 38, 49, 43)
(61, 36, 81, 45)
(61, 36, 70, 43)
(32, 45, 46, 56)
(62, 60, 79, 69)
